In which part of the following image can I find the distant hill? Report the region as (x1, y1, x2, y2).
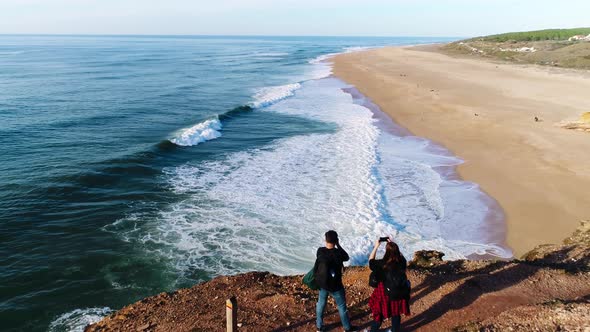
(441, 28, 590, 70)
(474, 28, 590, 42)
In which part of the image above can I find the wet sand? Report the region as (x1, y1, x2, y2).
(333, 45, 590, 257)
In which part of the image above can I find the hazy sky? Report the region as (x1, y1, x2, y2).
(1, 0, 588, 37)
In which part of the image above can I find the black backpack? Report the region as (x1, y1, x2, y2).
(383, 267, 410, 300)
(314, 257, 340, 290)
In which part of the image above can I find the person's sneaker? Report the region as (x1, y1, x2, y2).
(316, 327, 325, 332)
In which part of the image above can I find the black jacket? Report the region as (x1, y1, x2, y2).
(369, 257, 409, 299)
(314, 247, 350, 291)
(369, 256, 407, 275)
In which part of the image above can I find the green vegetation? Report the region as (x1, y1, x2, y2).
(474, 28, 590, 42)
(441, 28, 590, 70)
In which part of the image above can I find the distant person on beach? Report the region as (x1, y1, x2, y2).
(314, 230, 356, 332)
(368, 238, 411, 332)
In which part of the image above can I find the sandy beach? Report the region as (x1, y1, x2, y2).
(333, 45, 590, 257)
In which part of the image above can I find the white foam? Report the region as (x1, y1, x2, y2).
(309, 53, 337, 65)
(155, 80, 386, 275)
(48, 307, 112, 332)
(343, 46, 374, 53)
(112, 46, 511, 283)
(169, 118, 222, 147)
(375, 134, 511, 258)
(308, 46, 372, 65)
(112, 78, 510, 283)
(251, 83, 301, 108)
(306, 46, 376, 80)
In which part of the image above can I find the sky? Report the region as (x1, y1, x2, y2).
(0, 0, 588, 37)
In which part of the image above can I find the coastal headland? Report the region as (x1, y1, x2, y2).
(333, 44, 590, 257)
(86, 221, 590, 331)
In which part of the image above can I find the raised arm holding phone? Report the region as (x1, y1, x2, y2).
(367, 236, 411, 332)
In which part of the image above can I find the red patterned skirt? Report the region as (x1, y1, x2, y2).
(368, 282, 410, 321)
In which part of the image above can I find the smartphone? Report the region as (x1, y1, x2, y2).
(379, 237, 389, 242)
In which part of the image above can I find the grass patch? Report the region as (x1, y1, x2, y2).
(473, 28, 590, 42)
(440, 28, 590, 70)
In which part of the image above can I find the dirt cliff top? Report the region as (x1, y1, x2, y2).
(87, 221, 590, 331)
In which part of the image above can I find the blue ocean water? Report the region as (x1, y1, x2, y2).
(0, 35, 510, 332)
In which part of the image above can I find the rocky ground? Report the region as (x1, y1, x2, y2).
(86, 221, 590, 331)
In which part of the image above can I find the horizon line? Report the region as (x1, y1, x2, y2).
(0, 33, 466, 39)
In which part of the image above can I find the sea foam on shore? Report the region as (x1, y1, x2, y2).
(120, 53, 512, 284)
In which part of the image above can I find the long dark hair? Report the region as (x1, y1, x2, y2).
(382, 242, 405, 270)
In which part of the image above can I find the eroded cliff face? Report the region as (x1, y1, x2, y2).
(87, 221, 590, 332)
(522, 220, 590, 272)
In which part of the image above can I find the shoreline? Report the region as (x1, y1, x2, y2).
(332, 45, 590, 257)
(341, 84, 511, 259)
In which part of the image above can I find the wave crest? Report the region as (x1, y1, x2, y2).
(169, 118, 222, 147)
(251, 83, 301, 108)
(49, 307, 112, 332)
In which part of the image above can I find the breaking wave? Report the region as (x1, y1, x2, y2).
(169, 81, 304, 147)
(48, 307, 113, 332)
(114, 78, 510, 283)
(168, 48, 354, 148)
(251, 83, 302, 108)
(169, 117, 222, 147)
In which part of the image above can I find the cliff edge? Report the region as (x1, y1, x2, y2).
(86, 221, 590, 331)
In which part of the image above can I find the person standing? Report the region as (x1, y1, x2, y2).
(368, 238, 411, 332)
(314, 230, 356, 332)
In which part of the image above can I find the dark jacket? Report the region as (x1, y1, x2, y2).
(369, 256, 407, 275)
(314, 247, 350, 292)
(369, 256, 409, 300)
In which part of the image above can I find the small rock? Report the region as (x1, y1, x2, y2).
(409, 250, 445, 268)
(136, 323, 151, 331)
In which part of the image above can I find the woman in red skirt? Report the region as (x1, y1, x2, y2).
(368, 238, 410, 332)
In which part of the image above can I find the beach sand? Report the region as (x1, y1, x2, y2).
(333, 45, 590, 257)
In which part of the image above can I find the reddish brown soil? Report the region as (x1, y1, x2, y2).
(87, 222, 590, 332)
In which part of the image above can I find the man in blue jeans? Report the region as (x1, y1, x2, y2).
(314, 230, 356, 332)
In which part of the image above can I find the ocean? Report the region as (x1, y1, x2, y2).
(0, 35, 510, 332)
